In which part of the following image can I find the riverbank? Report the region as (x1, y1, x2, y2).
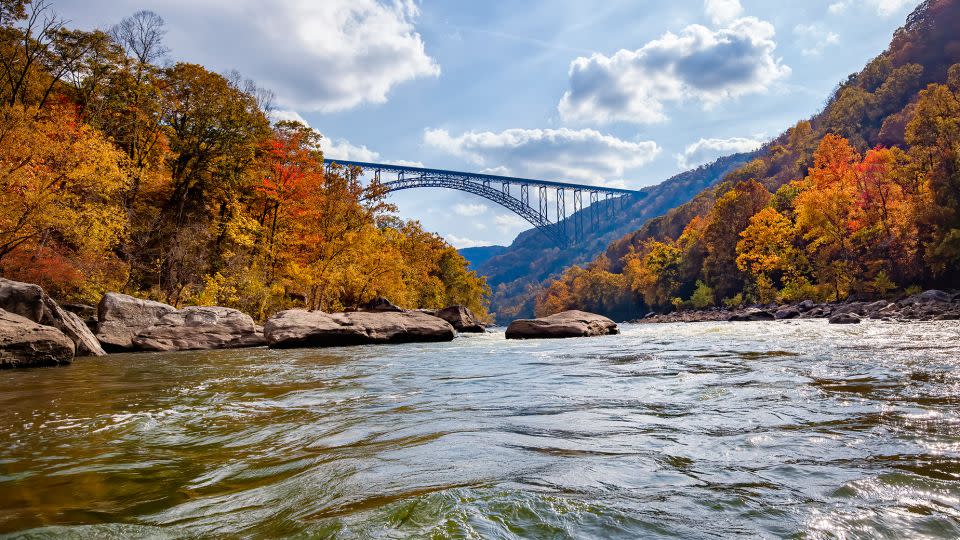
(634, 289, 960, 324)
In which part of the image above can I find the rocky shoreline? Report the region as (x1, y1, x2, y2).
(634, 290, 960, 325)
(0, 277, 490, 369)
(2, 274, 955, 370)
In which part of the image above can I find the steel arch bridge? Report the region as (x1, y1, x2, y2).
(324, 159, 643, 247)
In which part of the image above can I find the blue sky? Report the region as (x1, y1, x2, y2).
(55, 0, 919, 248)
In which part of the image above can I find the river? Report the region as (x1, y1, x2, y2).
(1, 320, 958, 538)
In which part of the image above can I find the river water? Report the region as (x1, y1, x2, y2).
(1, 320, 959, 538)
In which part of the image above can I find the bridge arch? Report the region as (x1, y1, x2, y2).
(325, 159, 641, 247)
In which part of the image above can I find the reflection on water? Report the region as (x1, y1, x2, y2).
(0, 320, 958, 538)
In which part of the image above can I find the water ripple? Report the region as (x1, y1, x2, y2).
(0, 320, 958, 538)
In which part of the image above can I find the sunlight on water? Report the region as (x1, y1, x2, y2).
(0, 320, 958, 538)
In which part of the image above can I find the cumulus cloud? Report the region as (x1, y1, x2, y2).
(94, 0, 439, 113)
(319, 136, 421, 166)
(676, 136, 763, 169)
(453, 203, 489, 217)
(320, 135, 380, 162)
(558, 11, 790, 124)
(423, 127, 660, 186)
(269, 109, 310, 126)
(828, 0, 916, 16)
(704, 0, 743, 24)
(445, 234, 493, 249)
(793, 24, 840, 56)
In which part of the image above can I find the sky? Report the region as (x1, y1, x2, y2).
(53, 0, 920, 248)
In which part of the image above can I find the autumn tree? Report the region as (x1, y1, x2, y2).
(905, 64, 960, 284)
(701, 180, 771, 300)
(0, 104, 128, 300)
(735, 207, 806, 303)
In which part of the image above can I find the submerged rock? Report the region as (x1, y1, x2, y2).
(132, 306, 267, 352)
(0, 278, 105, 357)
(829, 313, 861, 324)
(95, 293, 177, 352)
(264, 309, 455, 348)
(505, 310, 618, 340)
(727, 308, 775, 322)
(774, 306, 800, 320)
(436, 305, 485, 333)
(0, 309, 75, 368)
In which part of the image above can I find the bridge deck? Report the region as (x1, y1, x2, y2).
(323, 159, 638, 194)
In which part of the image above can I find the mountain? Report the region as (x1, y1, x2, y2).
(479, 152, 755, 323)
(532, 0, 960, 319)
(458, 245, 508, 271)
(607, 0, 960, 269)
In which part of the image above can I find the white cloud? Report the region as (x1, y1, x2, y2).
(828, 0, 915, 16)
(676, 136, 763, 169)
(269, 109, 310, 126)
(558, 13, 790, 124)
(445, 234, 493, 249)
(147, 0, 439, 113)
(704, 0, 743, 25)
(453, 203, 489, 217)
(319, 137, 419, 166)
(423, 127, 660, 186)
(387, 159, 425, 167)
(793, 24, 840, 56)
(491, 213, 529, 236)
(480, 165, 512, 176)
(320, 135, 380, 162)
(828, 1, 848, 14)
(494, 214, 527, 230)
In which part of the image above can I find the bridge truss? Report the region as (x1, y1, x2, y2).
(324, 159, 642, 247)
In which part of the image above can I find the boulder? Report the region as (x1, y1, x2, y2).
(96, 293, 177, 352)
(0, 309, 75, 368)
(862, 300, 889, 314)
(505, 310, 618, 340)
(131, 306, 267, 352)
(436, 305, 485, 333)
(900, 289, 952, 306)
(357, 296, 404, 312)
(917, 289, 952, 303)
(774, 306, 800, 320)
(264, 309, 455, 348)
(0, 278, 105, 357)
(727, 308, 775, 322)
(797, 300, 816, 312)
(829, 313, 861, 324)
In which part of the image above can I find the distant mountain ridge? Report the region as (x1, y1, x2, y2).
(529, 0, 960, 320)
(458, 245, 507, 271)
(478, 152, 756, 323)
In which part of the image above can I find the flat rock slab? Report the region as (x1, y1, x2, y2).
(264, 309, 455, 348)
(132, 306, 267, 352)
(728, 308, 776, 322)
(0, 309, 75, 369)
(505, 310, 619, 340)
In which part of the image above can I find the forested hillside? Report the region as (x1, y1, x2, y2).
(0, 1, 489, 320)
(480, 152, 754, 323)
(537, 0, 960, 319)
